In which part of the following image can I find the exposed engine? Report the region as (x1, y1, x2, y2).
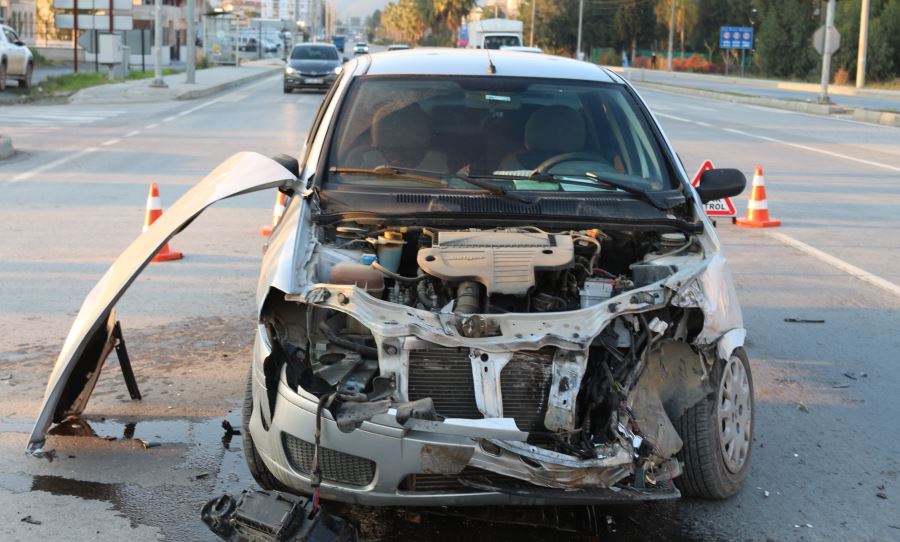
(261, 222, 711, 492)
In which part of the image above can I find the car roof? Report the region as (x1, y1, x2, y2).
(363, 48, 616, 83)
(295, 42, 336, 48)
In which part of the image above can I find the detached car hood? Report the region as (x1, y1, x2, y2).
(27, 152, 297, 452)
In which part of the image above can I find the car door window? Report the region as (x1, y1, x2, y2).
(5, 28, 20, 44)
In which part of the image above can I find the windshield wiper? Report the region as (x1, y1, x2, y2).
(454, 165, 532, 204)
(329, 165, 448, 187)
(522, 170, 683, 210)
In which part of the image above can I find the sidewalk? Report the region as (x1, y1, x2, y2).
(69, 59, 283, 104)
(609, 67, 900, 127)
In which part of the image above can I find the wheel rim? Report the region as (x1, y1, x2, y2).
(717, 355, 752, 473)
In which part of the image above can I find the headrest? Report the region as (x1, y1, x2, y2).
(524, 106, 586, 153)
(372, 104, 431, 150)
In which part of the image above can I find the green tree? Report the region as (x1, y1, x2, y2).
(615, 0, 658, 61)
(834, 0, 900, 83)
(656, 0, 699, 57)
(382, 0, 428, 44)
(430, 0, 477, 43)
(755, 0, 818, 78)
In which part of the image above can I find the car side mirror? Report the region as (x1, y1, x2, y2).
(272, 154, 300, 179)
(696, 168, 746, 204)
(15, 40, 25, 46)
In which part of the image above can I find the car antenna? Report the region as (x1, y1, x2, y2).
(485, 49, 497, 74)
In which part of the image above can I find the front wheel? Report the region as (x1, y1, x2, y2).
(676, 348, 754, 499)
(19, 62, 32, 89)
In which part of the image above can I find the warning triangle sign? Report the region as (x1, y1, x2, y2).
(691, 160, 737, 217)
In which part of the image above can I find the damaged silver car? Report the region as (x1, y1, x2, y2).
(29, 49, 751, 505)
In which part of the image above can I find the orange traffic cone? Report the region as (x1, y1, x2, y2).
(735, 166, 781, 228)
(260, 192, 287, 236)
(144, 183, 183, 262)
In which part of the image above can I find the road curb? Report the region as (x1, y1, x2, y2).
(631, 81, 900, 128)
(174, 67, 281, 101)
(0, 135, 14, 160)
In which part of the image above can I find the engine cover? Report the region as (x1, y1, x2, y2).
(417, 231, 574, 295)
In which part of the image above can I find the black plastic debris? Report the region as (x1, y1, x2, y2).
(21, 515, 42, 525)
(222, 420, 241, 436)
(784, 318, 825, 324)
(201, 488, 357, 542)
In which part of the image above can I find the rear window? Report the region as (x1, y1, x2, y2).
(325, 76, 673, 193)
(292, 45, 338, 60)
(484, 35, 521, 49)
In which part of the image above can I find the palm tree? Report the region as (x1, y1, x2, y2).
(432, 0, 477, 36)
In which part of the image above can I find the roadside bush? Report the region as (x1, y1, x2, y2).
(673, 54, 714, 73)
(595, 47, 620, 66)
(833, 66, 850, 85)
(632, 55, 653, 69)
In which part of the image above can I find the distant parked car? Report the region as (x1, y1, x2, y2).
(284, 43, 341, 93)
(386, 44, 410, 51)
(0, 24, 33, 90)
(353, 42, 369, 55)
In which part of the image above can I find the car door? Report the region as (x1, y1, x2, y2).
(2, 27, 27, 74)
(27, 151, 298, 452)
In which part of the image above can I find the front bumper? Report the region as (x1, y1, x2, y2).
(284, 73, 336, 90)
(249, 360, 678, 505)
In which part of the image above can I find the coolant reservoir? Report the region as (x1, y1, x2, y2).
(330, 257, 385, 295)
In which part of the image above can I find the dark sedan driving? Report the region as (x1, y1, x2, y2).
(284, 43, 342, 93)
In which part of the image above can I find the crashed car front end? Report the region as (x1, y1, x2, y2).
(248, 203, 746, 505)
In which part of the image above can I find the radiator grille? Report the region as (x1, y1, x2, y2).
(281, 433, 375, 487)
(402, 467, 519, 493)
(407, 349, 482, 419)
(501, 354, 554, 432)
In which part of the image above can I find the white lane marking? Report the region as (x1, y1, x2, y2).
(767, 231, 900, 299)
(100, 139, 120, 147)
(639, 85, 898, 130)
(694, 121, 712, 127)
(727, 129, 900, 173)
(125, 130, 140, 137)
(658, 114, 900, 174)
(655, 112, 693, 123)
(683, 104, 719, 112)
(162, 116, 177, 122)
(6, 147, 100, 183)
(144, 123, 159, 129)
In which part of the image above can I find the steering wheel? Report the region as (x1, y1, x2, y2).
(529, 152, 613, 177)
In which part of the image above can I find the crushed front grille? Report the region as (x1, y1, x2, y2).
(281, 433, 375, 487)
(401, 467, 519, 493)
(408, 348, 482, 419)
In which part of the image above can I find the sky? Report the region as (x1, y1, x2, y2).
(334, 0, 390, 20)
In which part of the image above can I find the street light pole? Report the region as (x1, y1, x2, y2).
(150, 0, 167, 87)
(575, 0, 583, 60)
(529, 0, 536, 48)
(856, 0, 869, 89)
(818, 0, 835, 104)
(186, 0, 195, 84)
(666, 0, 675, 71)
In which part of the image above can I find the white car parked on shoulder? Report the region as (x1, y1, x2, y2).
(0, 25, 34, 90)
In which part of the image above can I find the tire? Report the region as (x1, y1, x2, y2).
(0, 61, 7, 92)
(242, 367, 287, 491)
(676, 347, 754, 499)
(19, 62, 32, 89)
(283, 86, 292, 94)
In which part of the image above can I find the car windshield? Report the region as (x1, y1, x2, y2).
(325, 76, 673, 194)
(484, 35, 521, 49)
(292, 45, 338, 60)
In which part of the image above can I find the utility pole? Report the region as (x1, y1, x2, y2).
(293, 0, 300, 46)
(575, 0, 583, 60)
(150, 0, 167, 87)
(666, 0, 675, 71)
(818, 0, 835, 104)
(186, 0, 195, 84)
(856, 0, 869, 89)
(529, 0, 536, 47)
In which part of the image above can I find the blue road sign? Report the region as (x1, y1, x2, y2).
(720, 26, 753, 50)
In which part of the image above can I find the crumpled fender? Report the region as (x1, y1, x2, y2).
(27, 152, 297, 452)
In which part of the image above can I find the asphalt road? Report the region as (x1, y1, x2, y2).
(1, 72, 899, 541)
(627, 68, 900, 113)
